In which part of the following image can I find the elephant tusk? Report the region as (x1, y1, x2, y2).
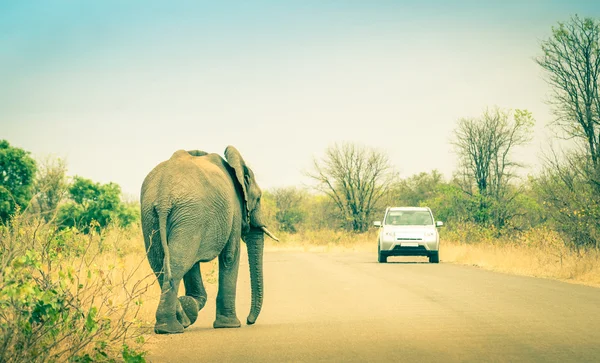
(261, 227, 280, 242)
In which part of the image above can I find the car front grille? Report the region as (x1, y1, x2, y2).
(390, 245, 429, 255)
(396, 238, 422, 241)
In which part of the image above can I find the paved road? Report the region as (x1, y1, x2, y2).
(147, 251, 600, 362)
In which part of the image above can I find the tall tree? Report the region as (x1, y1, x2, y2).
(453, 108, 534, 198)
(453, 108, 534, 227)
(535, 15, 600, 248)
(307, 142, 396, 232)
(536, 15, 600, 186)
(0, 140, 36, 223)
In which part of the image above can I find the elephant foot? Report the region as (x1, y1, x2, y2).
(179, 296, 199, 325)
(213, 315, 241, 329)
(154, 319, 184, 335)
(176, 302, 192, 328)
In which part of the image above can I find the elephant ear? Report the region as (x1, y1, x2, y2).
(224, 146, 250, 225)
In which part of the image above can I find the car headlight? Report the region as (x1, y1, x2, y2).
(384, 231, 394, 237)
(424, 231, 435, 238)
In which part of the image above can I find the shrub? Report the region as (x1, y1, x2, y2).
(0, 213, 153, 362)
(58, 177, 139, 234)
(534, 158, 600, 251)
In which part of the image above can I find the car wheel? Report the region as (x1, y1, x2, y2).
(378, 243, 387, 263)
(428, 251, 439, 263)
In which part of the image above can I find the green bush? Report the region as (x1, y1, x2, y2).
(0, 213, 152, 362)
(58, 177, 139, 234)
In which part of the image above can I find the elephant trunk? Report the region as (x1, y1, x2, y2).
(246, 229, 264, 325)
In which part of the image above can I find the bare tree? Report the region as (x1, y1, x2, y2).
(307, 142, 396, 232)
(453, 107, 534, 227)
(534, 15, 600, 248)
(536, 15, 600, 186)
(453, 107, 534, 198)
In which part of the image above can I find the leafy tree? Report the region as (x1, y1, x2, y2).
(118, 200, 141, 229)
(58, 177, 138, 233)
(0, 140, 36, 223)
(389, 170, 445, 207)
(411, 180, 468, 223)
(307, 142, 396, 232)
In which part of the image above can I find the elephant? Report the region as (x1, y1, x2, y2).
(140, 146, 279, 334)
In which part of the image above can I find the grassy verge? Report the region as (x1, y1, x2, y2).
(440, 229, 600, 287)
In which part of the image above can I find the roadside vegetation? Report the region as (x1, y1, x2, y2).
(1, 14, 599, 362)
(262, 15, 600, 287)
(0, 143, 154, 362)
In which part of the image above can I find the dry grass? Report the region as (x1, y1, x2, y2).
(442, 240, 600, 287)
(265, 229, 375, 252)
(266, 228, 600, 288)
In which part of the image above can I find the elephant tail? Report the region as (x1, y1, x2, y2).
(156, 208, 175, 291)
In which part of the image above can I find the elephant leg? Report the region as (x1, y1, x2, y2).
(155, 275, 185, 334)
(213, 238, 241, 329)
(153, 268, 192, 329)
(179, 262, 207, 325)
(153, 237, 198, 334)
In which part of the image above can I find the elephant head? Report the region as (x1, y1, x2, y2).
(224, 146, 278, 324)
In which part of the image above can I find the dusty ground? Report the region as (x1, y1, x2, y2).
(146, 250, 600, 362)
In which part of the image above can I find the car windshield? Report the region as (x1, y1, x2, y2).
(385, 210, 433, 226)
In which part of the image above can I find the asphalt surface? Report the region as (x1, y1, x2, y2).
(147, 251, 600, 362)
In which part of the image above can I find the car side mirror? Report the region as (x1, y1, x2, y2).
(373, 221, 382, 227)
(436, 221, 444, 227)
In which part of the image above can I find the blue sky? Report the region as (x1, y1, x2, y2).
(2, 1, 600, 198)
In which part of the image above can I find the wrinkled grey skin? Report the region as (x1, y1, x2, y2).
(140, 146, 276, 334)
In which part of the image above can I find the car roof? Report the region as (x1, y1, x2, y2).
(387, 207, 430, 211)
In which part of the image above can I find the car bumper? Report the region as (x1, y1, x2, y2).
(380, 240, 438, 256)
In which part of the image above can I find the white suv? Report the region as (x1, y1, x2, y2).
(374, 207, 443, 263)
